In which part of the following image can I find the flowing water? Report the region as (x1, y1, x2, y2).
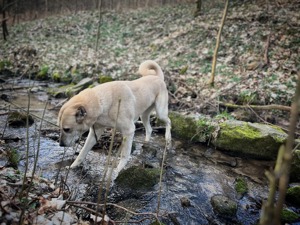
(0, 78, 276, 224)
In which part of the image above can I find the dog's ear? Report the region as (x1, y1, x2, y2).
(75, 106, 87, 123)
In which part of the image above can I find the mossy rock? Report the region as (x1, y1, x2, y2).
(211, 194, 237, 217)
(48, 84, 74, 98)
(290, 150, 300, 182)
(286, 186, 300, 206)
(115, 166, 161, 191)
(212, 121, 287, 160)
(149, 221, 166, 225)
(235, 177, 248, 196)
(99, 75, 113, 84)
(48, 78, 93, 98)
(68, 77, 94, 96)
(8, 111, 34, 127)
(281, 209, 299, 224)
(169, 112, 213, 142)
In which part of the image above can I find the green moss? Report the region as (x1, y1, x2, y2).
(169, 112, 214, 143)
(290, 150, 300, 182)
(47, 84, 74, 98)
(179, 65, 188, 75)
(36, 65, 49, 80)
(197, 118, 214, 142)
(0, 60, 12, 70)
(214, 121, 286, 159)
(220, 122, 261, 140)
(99, 75, 113, 84)
(51, 71, 61, 82)
(286, 186, 300, 206)
(7, 148, 20, 169)
(281, 209, 299, 223)
(65, 86, 75, 97)
(211, 195, 237, 217)
(169, 112, 198, 141)
(115, 166, 161, 191)
(61, 71, 72, 83)
(235, 177, 248, 195)
(150, 221, 166, 225)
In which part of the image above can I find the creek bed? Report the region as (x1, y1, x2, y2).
(0, 78, 275, 224)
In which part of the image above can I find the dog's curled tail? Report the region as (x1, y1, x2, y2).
(138, 60, 164, 80)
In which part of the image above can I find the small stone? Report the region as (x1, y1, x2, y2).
(8, 111, 34, 127)
(180, 196, 191, 207)
(211, 194, 237, 217)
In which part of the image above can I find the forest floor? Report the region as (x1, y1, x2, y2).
(0, 1, 300, 224)
(1, 1, 300, 126)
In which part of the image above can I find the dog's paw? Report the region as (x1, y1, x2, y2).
(67, 162, 79, 169)
(65, 165, 71, 170)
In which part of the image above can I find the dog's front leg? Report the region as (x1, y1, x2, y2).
(116, 132, 134, 172)
(70, 127, 103, 168)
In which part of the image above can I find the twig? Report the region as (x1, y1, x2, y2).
(274, 74, 300, 222)
(0, 84, 48, 91)
(247, 105, 295, 135)
(95, 0, 103, 51)
(19, 90, 31, 224)
(263, 34, 271, 66)
(95, 99, 121, 223)
(67, 201, 160, 220)
(156, 144, 167, 218)
(209, 0, 229, 87)
(218, 101, 291, 112)
(259, 73, 300, 224)
(1, 105, 10, 139)
(177, 80, 198, 97)
(25, 101, 48, 200)
(4, 100, 58, 127)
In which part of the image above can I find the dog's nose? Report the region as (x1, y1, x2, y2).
(59, 140, 65, 147)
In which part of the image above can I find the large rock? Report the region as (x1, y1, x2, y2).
(115, 166, 161, 191)
(169, 112, 288, 160)
(212, 120, 287, 160)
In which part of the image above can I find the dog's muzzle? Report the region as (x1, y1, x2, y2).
(59, 135, 79, 147)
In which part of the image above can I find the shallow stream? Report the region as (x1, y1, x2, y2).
(0, 77, 276, 224)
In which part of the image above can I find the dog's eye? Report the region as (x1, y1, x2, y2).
(63, 128, 71, 133)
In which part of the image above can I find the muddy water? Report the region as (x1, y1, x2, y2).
(0, 78, 273, 224)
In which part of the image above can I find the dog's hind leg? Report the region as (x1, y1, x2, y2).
(70, 127, 104, 168)
(155, 92, 172, 148)
(141, 105, 154, 142)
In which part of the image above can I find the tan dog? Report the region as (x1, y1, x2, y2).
(58, 60, 171, 172)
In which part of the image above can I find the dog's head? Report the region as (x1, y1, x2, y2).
(58, 104, 90, 147)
